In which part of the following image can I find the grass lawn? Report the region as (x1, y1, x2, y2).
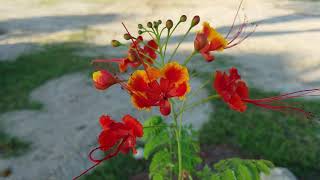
(0, 43, 92, 157)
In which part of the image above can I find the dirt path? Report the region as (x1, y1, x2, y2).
(0, 0, 320, 179)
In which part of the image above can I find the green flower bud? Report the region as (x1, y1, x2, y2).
(158, 20, 162, 24)
(138, 24, 143, 29)
(138, 30, 143, 35)
(166, 19, 173, 29)
(147, 22, 153, 28)
(180, 15, 187, 22)
(123, 33, 131, 40)
(153, 21, 158, 28)
(191, 15, 200, 27)
(111, 40, 121, 47)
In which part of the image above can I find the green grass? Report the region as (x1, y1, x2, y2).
(0, 44, 91, 114)
(82, 153, 147, 180)
(0, 43, 92, 157)
(199, 82, 320, 179)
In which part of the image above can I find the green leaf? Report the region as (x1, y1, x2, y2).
(153, 174, 163, 180)
(197, 158, 275, 180)
(144, 130, 170, 159)
(221, 169, 236, 180)
(210, 174, 221, 180)
(255, 161, 271, 174)
(143, 116, 166, 141)
(149, 149, 172, 179)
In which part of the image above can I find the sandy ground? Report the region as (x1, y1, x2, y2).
(0, 0, 320, 179)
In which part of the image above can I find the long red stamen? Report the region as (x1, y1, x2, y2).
(72, 136, 128, 180)
(242, 88, 320, 119)
(92, 58, 124, 64)
(227, 17, 247, 46)
(226, 24, 257, 49)
(244, 100, 314, 119)
(225, 0, 244, 39)
(244, 89, 320, 103)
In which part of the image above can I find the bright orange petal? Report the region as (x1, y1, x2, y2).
(146, 65, 161, 82)
(128, 70, 149, 92)
(204, 22, 227, 50)
(162, 62, 189, 85)
(131, 94, 151, 110)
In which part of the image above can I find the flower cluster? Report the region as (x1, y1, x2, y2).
(74, 3, 319, 179)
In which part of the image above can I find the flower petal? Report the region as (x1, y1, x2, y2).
(162, 62, 189, 85)
(122, 114, 143, 137)
(228, 93, 247, 112)
(128, 70, 149, 92)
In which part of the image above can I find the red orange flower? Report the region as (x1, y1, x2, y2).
(194, 22, 228, 62)
(194, 1, 256, 62)
(98, 114, 143, 154)
(73, 114, 143, 180)
(127, 62, 190, 116)
(213, 67, 319, 118)
(93, 36, 158, 72)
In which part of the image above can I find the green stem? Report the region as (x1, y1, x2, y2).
(168, 26, 192, 62)
(175, 128, 182, 180)
(171, 100, 183, 180)
(183, 51, 197, 66)
(163, 30, 170, 60)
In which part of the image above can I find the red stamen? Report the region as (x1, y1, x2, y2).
(226, 24, 257, 49)
(242, 88, 320, 119)
(225, 0, 244, 39)
(72, 136, 128, 180)
(244, 89, 320, 103)
(92, 59, 124, 64)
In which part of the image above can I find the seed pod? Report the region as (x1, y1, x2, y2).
(147, 22, 153, 28)
(180, 15, 187, 22)
(138, 24, 143, 29)
(123, 33, 131, 40)
(191, 15, 200, 27)
(111, 40, 121, 47)
(166, 20, 173, 29)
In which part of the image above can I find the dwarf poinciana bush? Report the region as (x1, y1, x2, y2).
(74, 2, 319, 180)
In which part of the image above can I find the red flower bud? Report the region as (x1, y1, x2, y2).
(92, 70, 118, 90)
(191, 15, 200, 27)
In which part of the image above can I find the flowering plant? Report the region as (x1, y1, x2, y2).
(74, 2, 319, 180)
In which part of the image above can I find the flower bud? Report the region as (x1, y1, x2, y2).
(194, 33, 207, 51)
(191, 15, 200, 27)
(111, 40, 121, 47)
(180, 15, 187, 22)
(138, 30, 143, 35)
(147, 22, 153, 28)
(138, 24, 143, 29)
(153, 21, 158, 28)
(123, 33, 131, 40)
(166, 20, 173, 29)
(92, 70, 118, 90)
(157, 20, 162, 24)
